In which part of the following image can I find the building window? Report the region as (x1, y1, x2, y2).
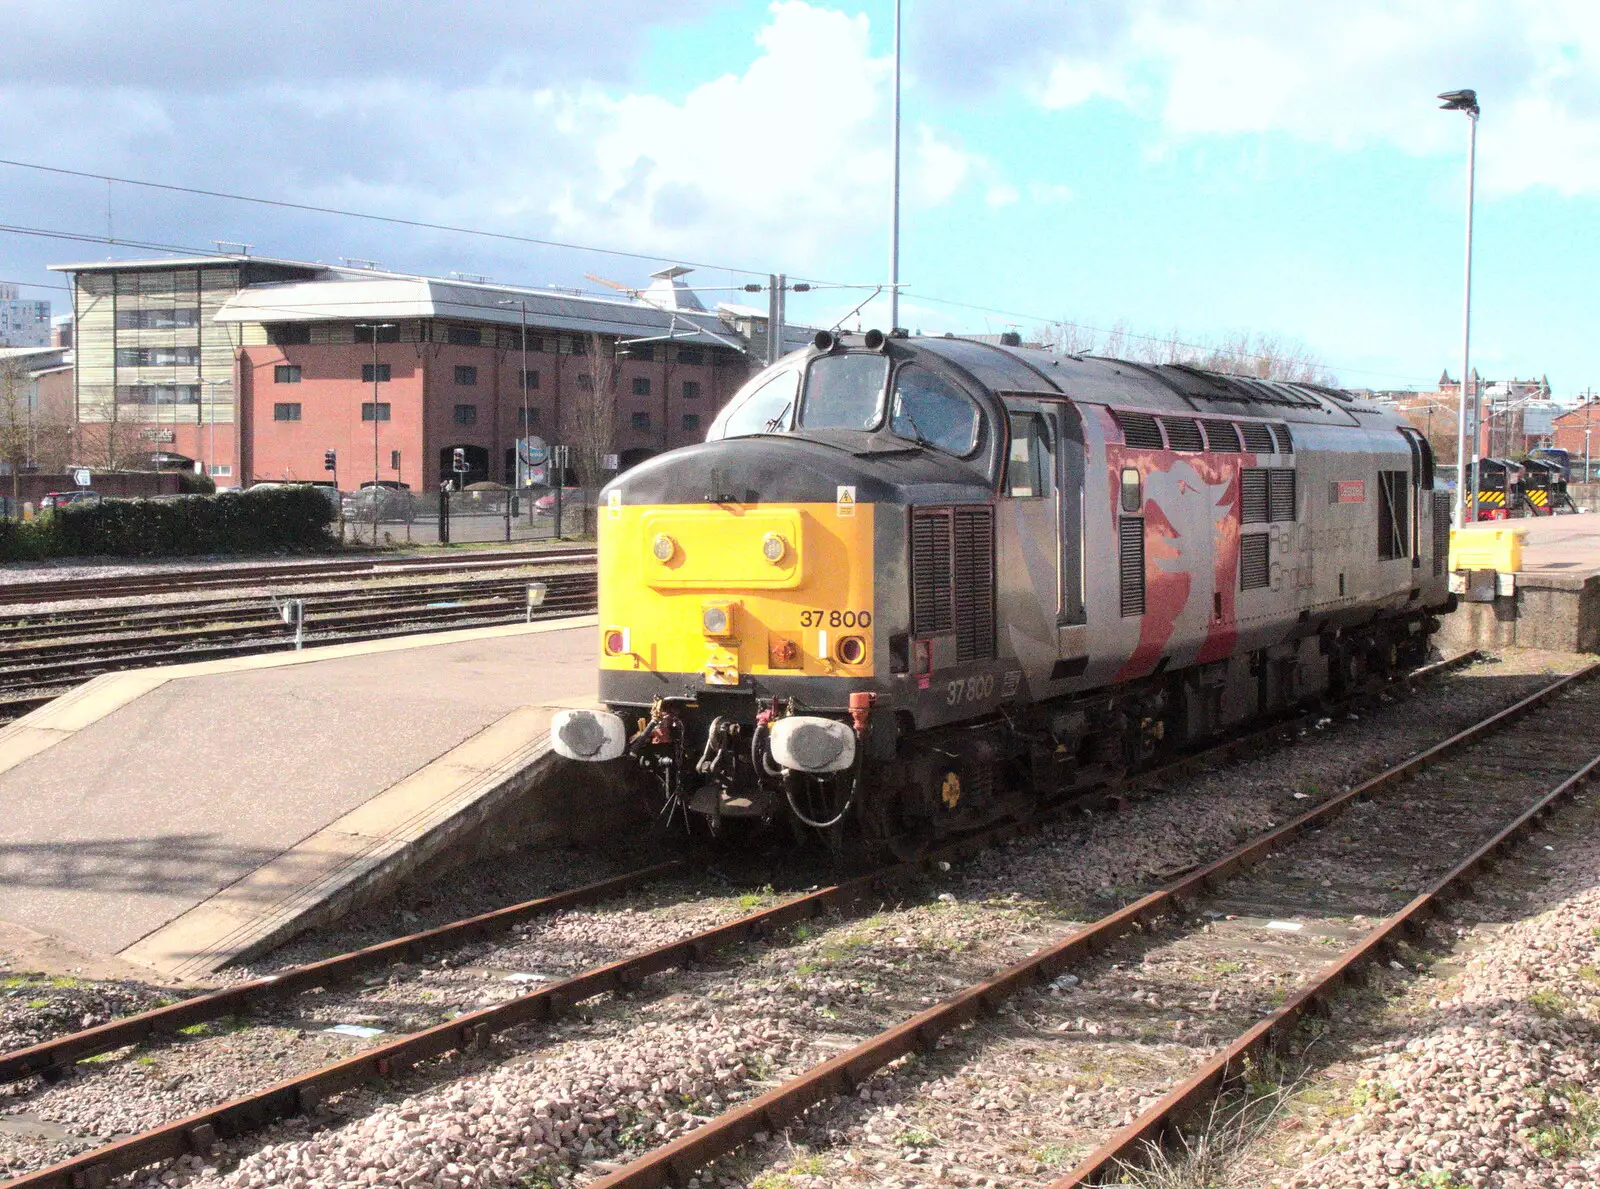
(115, 384, 200, 405)
(354, 324, 401, 343)
(518, 407, 541, 428)
(682, 413, 701, 432)
(453, 404, 478, 425)
(446, 326, 481, 346)
(682, 380, 701, 400)
(520, 369, 540, 390)
(274, 365, 302, 384)
(268, 324, 312, 346)
(390, 449, 401, 470)
(677, 345, 704, 366)
(632, 376, 651, 396)
(361, 402, 391, 421)
(273, 403, 302, 421)
(576, 374, 594, 392)
(115, 346, 200, 368)
(631, 411, 652, 430)
(454, 365, 478, 386)
(361, 363, 391, 383)
(628, 343, 655, 362)
(114, 307, 199, 330)
(209, 464, 232, 477)
(569, 336, 588, 356)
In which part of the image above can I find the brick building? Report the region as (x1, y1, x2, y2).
(50, 255, 797, 489)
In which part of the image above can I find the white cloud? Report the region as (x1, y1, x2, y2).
(1003, 0, 1600, 196)
(0, 2, 995, 289)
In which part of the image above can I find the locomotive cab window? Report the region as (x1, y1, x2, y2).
(889, 365, 981, 456)
(1006, 413, 1052, 497)
(799, 353, 890, 430)
(715, 367, 800, 438)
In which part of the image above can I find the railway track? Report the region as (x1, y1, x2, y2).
(0, 545, 595, 608)
(0, 566, 598, 724)
(0, 652, 1515, 1189)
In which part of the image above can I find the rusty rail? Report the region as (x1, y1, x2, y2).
(584, 660, 1594, 1189)
(0, 649, 1490, 1188)
(1052, 752, 1600, 1184)
(0, 862, 680, 1086)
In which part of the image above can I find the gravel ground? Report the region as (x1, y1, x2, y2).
(0, 650, 1585, 1188)
(1225, 752, 1600, 1188)
(0, 542, 585, 590)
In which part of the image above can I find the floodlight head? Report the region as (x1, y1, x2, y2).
(1438, 89, 1479, 114)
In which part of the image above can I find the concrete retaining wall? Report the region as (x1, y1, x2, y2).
(1438, 572, 1600, 656)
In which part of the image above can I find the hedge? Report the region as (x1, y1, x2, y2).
(1, 486, 336, 560)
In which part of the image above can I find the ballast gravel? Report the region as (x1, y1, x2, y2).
(0, 650, 1588, 1188)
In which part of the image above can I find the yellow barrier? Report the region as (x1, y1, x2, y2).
(1449, 524, 1526, 573)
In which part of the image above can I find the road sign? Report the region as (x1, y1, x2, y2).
(519, 436, 549, 466)
(72, 468, 91, 488)
(603, 453, 620, 471)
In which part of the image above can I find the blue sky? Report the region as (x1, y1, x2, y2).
(1, 1, 1595, 395)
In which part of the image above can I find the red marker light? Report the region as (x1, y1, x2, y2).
(604, 629, 628, 655)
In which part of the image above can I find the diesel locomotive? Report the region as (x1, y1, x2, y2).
(552, 331, 1454, 853)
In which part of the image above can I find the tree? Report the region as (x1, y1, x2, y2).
(1034, 318, 1337, 385)
(569, 331, 618, 493)
(0, 359, 27, 516)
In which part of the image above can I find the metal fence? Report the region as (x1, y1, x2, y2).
(336, 488, 592, 546)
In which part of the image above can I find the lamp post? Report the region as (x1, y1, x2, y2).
(888, 0, 902, 332)
(1439, 88, 1480, 528)
(354, 322, 395, 543)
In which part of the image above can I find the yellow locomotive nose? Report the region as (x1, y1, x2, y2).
(598, 499, 874, 686)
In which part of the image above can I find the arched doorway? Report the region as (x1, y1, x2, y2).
(439, 444, 489, 488)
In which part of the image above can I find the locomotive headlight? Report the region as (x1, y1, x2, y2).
(761, 533, 788, 564)
(651, 533, 677, 562)
(701, 600, 735, 637)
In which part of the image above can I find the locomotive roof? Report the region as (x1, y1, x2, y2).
(912, 337, 1367, 425)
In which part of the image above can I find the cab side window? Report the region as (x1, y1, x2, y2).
(716, 369, 800, 438)
(1006, 413, 1053, 497)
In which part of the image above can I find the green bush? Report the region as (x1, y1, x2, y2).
(176, 471, 217, 495)
(3, 487, 335, 560)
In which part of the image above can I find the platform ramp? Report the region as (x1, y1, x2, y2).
(0, 618, 609, 980)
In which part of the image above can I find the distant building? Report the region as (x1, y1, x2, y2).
(49, 254, 810, 488)
(0, 284, 50, 348)
(1390, 369, 1560, 461)
(0, 344, 75, 473)
(1553, 401, 1600, 466)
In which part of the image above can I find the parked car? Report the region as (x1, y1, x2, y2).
(342, 484, 416, 522)
(38, 490, 102, 510)
(533, 486, 583, 514)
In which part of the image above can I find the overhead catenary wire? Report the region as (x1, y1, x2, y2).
(3, 178, 1435, 387)
(0, 157, 772, 278)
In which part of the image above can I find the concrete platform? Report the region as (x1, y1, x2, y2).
(1440, 514, 1600, 654)
(0, 617, 604, 980)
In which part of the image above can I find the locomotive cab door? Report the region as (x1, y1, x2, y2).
(995, 399, 1087, 679)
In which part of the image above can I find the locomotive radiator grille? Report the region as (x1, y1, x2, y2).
(953, 507, 996, 662)
(911, 509, 954, 635)
(1119, 516, 1146, 616)
(1240, 533, 1271, 591)
(910, 506, 995, 661)
(1432, 490, 1451, 576)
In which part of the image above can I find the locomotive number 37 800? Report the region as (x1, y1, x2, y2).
(799, 609, 872, 628)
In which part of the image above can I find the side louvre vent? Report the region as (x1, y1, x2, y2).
(1160, 417, 1205, 452)
(1240, 533, 1270, 590)
(910, 509, 953, 635)
(1119, 517, 1145, 616)
(1241, 468, 1270, 524)
(1201, 419, 1241, 452)
(1268, 469, 1297, 522)
(1240, 422, 1277, 454)
(910, 505, 995, 662)
(952, 506, 996, 662)
(1113, 409, 1166, 449)
(1432, 490, 1451, 577)
(1270, 424, 1295, 454)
